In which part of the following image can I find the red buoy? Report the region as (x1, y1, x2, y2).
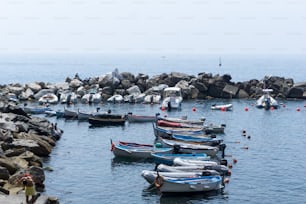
(244, 107, 249, 111)
(297, 107, 301, 112)
(233, 158, 238, 164)
(192, 107, 196, 112)
(221, 107, 225, 111)
(161, 106, 166, 111)
(270, 106, 274, 111)
(223, 178, 230, 183)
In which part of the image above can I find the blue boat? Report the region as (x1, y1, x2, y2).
(151, 153, 210, 165)
(172, 134, 223, 146)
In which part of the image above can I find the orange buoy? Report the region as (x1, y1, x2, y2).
(223, 178, 230, 183)
(192, 107, 196, 112)
(297, 107, 301, 112)
(244, 107, 249, 111)
(233, 158, 238, 164)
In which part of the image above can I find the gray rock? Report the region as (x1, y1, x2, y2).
(27, 83, 42, 93)
(127, 85, 141, 95)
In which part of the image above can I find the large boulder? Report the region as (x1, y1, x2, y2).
(69, 79, 83, 89)
(19, 88, 35, 100)
(27, 83, 42, 93)
(286, 87, 305, 98)
(127, 85, 141, 95)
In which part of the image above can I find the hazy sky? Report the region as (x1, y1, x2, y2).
(0, 0, 305, 55)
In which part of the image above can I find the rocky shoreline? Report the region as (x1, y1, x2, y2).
(0, 98, 62, 203)
(1, 70, 306, 105)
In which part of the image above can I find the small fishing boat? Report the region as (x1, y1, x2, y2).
(151, 153, 210, 165)
(154, 175, 223, 193)
(256, 89, 279, 110)
(156, 119, 203, 128)
(157, 164, 230, 176)
(173, 157, 218, 166)
(126, 113, 157, 123)
(38, 93, 58, 104)
(23, 104, 52, 115)
(111, 141, 172, 159)
(211, 103, 233, 111)
(157, 116, 205, 126)
(153, 123, 205, 139)
(63, 107, 78, 119)
(141, 170, 204, 184)
(160, 138, 219, 156)
(106, 94, 124, 103)
(160, 87, 183, 110)
(88, 113, 126, 126)
(171, 134, 223, 146)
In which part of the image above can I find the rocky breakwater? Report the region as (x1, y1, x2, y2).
(1, 69, 306, 104)
(0, 97, 62, 202)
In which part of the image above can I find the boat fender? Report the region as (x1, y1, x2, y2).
(154, 174, 164, 189)
(220, 159, 228, 166)
(202, 171, 212, 176)
(173, 145, 181, 154)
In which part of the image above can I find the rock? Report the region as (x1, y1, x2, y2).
(126, 85, 141, 95)
(27, 83, 42, 93)
(189, 85, 199, 99)
(76, 86, 86, 97)
(121, 72, 135, 82)
(0, 157, 18, 174)
(237, 89, 249, 98)
(34, 89, 55, 100)
(19, 88, 35, 100)
(54, 82, 70, 90)
(287, 87, 305, 98)
(223, 84, 239, 96)
(69, 79, 83, 89)
(0, 166, 10, 180)
(7, 85, 24, 96)
(120, 79, 132, 89)
(46, 196, 60, 204)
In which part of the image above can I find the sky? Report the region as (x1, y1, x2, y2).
(0, 0, 305, 55)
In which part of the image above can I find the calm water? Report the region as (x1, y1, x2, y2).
(1, 55, 306, 203)
(40, 99, 306, 204)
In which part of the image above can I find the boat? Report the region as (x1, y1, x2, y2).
(106, 94, 124, 103)
(111, 141, 172, 160)
(159, 138, 219, 156)
(77, 109, 93, 121)
(154, 175, 223, 193)
(173, 157, 218, 166)
(160, 87, 183, 110)
(256, 89, 279, 110)
(204, 123, 226, 134)
(211, 103, 233, 111)
(23, 104, 52, 114)
(59, 91, 78, 104)
(171, 134, 223, 146)
(38, 93, 58, 104)
(153, 123, 205, 139)
(81, 92, 102, 104)
(151, 153, 210, 165)
(157, 164, 231, 176)
(141, 170, 205, 184)
(63, 107, 78, 119)
(143, 94, 161, 104)
(88, 113, 126, 126)
(157, 116, 205, 126)
(44, 110, 57, 117)
(126, 112, 157, 123)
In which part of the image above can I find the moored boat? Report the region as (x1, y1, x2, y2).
(160, 87, 183, 110)
(256, 89, 279, 110)
(211, 103, 233, 111)
(127, 112, 157, 123)
(111, 141, 172, 159)
(88, 113, 126, 126)
(151, 153, 210, 165)
(154, 175, 223, 193)
(38, 93, 58, 104)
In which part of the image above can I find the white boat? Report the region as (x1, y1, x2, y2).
(81, 92, 102, 104)
(111, 141, 172, 160)
(38, 93, 58, 104)
(256, 89, 279, 110)
(155, 175, 223, 193)
(173, 157, 218, 166)
(211, 103, 233, 111)
(157, 164, 230, 176)
(141, 170, 204, 184)
(60, 91, 78, 104)
(160, 138, 219, 157)
(143, 94, 161, 104)
(160, 87, 183, 110)
(107, 94, 124, 103)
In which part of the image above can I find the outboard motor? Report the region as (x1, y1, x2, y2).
(220, 158, 228, 166)
(173, 144, 180, 154)
(219, 143, 226, 158)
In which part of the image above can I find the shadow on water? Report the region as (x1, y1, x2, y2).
(111, 157, 154, 167)
(142, 187, 228, 204)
